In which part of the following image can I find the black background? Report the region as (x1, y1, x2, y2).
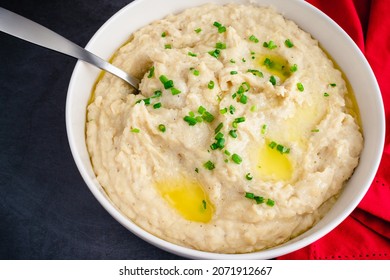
(0, 0, 182, 259)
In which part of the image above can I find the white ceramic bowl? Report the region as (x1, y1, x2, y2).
(66, 0, 385, 259)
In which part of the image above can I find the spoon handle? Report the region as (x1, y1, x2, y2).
(0, 7, 139, 88)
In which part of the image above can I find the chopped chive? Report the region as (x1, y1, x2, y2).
(158, 124, 166, 132)
(254, 196, 264, 204)
(192, 69, 200, 76)
(183, 116, 197, 126)
(208, 80, 215, 89)
(311, 129, 320, 132)
(276, 144, 290, 154)
(159, 75, 174, 89)
(268, 141, 277, 149)
(284, 39, 294, 48)
(170, 87, 181, 95)
(213, 21, 226, 33)
(208, 49, 221, 59)
(164, 44, 172, 49)
(130, 128, 140, 133)
(231, 153, 242, 164)
(152, 90, 162, 98)
(242, 58, 246, 63)
(224, 150, 231, 156)
(330, 83, 337, 87)
(188, 51, 197, 57)
(216, 42, 226, 49)
(203, 160, 215, 170)
(153, 102, 162, 109)
(249, 35, 259, 43)
(198, 106, 206, 114)
(245, 173, 253, 180)
(195, 167, 199, 173)
(219, 107, 227, 114)
(263, 40, 277, 49)
(261, 124, 267, 135)
(241, 82, 250, 92)
(202, 111, 215, 123)
(215, 122, 223, 134)
(214, 132, 224, 140)
(290, 64, 298, 72)
(230, 59, 236, 64)
(239, 94, 248, 104)
(324, 92, 330, 97)
(230, 71, 238, 75)
(266, 198, 275, 207)
(245, 192, 254, 199)
(235, 117, 246, 123)
(147, 66, 155, 78)
(229, 105, 236, 115)
(161, 32, 167, 37)
(250, 105, 257, 112)
(264, 58, 273, 68)
(247, 69, 264, 77)
(195, 28, 202, 33)
(229, 129, 237, 138)
(195, 116, 203, 123)
(297, 82, 304, 92)
(189, 111, 195, 118)
(269, 75, 277, 85)
(202, 200, 207, 209)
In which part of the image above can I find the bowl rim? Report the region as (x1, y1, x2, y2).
(65, 0, 385, 259)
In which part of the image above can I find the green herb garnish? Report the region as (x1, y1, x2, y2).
(247, 69, 263, 77)
(195, 28, 202, 33)
(269, 75, 277, 85)
(230, 71, 238, 75)
(284, 39, 294, 48)
(229, 129, 237, 138)
(216, 42, 226, 49)
(159, 75, 173, 89)
(183, 116, 197, 126)
(161, 32, 167, 37)
(249, 35, 259, 43)
(231, 153, 242, 164)
(203, 160, 215, 170)
(188, 51, 197, 57)
(130, 128, 140, 133)
(245, 173, 253, 180)
(297, 82, 304, 92)
(208, 80, 215, 89)
(164, 44, 172, 49)
(208, 49, 221, 59)
(290, 64, 298, 72)
(215, 122, 223, 134)
(263, 40, 277, 49)
(170, 87, 181, 95)
(153, 102, 162, 109)
(158, 124, 166, 132)
(324, 92, 330, 97)
(213, 21, 226, 33)
(147, 66, 155, 78)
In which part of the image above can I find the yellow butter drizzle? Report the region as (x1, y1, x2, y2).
(256, 139, 293, 181)
(155, 178, 213, 223)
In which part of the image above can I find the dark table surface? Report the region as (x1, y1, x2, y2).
(0, 0, 182, 260)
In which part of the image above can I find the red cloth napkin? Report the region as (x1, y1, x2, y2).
(278, 0, 390, 260)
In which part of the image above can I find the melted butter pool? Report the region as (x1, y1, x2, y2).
(258, 54, 292, 83)
(155, 178, 213, 223)
(256, 140, 293, 181)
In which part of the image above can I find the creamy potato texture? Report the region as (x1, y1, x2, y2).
(86, 4, 363, 253)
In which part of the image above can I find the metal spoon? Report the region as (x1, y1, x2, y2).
(0, 7, 140, 89)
